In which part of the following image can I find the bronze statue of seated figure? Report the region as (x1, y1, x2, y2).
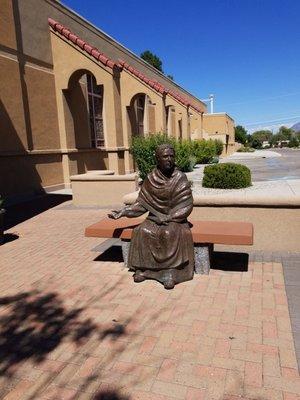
(108, 144, 194, 289)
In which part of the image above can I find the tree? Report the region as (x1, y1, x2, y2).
(140, 50, 163, 72)
(276, 126, 294, 141)
(234, 125, 248, 145)
(251, 138, 262, 149)
(251, 130, 273, 143)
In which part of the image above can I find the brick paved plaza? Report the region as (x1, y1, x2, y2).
(1, 201, 300, 399)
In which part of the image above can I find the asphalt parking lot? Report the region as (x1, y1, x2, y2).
(228, 148, 300, 182)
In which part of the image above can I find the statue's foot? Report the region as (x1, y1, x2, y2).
(133, 273, 146, 283)
(163, 278, 175, 290)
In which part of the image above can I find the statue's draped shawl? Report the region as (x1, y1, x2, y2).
(128, 168, 194, 274)
(138, 167, 193, 221)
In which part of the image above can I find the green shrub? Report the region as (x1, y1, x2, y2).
(192, 139, 216, 164)
(288, 137, 299, 148)
(214, 139, 224, 156)
(237, 146, 255, 153)
(174, 140, 196, 172)
(251, 139, 262, 149)
(131, 133, 173, 180)
(202, 163, 252, 189)
(131, 134, 196, 180)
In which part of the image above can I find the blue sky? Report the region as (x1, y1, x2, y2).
(62, 0, 300, 133)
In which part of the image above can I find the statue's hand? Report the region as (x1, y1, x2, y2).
(108, 209, 124, 219)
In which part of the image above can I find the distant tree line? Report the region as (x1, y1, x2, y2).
(234, 125, 300, 149)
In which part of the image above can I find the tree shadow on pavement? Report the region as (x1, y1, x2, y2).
(93, 390, 130, 399)
(0, 290, 98, 376)
(0, 276, 167, 399)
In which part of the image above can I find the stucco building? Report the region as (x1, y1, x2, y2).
(0, 0, 235, 200)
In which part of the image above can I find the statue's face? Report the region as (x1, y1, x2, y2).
(157, 148, 175, 173)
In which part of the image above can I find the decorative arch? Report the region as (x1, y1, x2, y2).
(127, 93, 155, 137)
(63, 69, 105, 151)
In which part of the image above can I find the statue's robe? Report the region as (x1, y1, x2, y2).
(128, 167, 194, 284)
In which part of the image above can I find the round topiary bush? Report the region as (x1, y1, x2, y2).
(202, 163, 252, 189)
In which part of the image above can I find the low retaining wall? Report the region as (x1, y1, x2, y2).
(123, 191, 300, 252)
(191, 206, 300, 253)
(71, 173, 137, 206)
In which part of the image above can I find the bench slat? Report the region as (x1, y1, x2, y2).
(85, 217, 253, 246)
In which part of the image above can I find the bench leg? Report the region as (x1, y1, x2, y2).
(121, 240, 131, 267)
(194, 244, 213, 275)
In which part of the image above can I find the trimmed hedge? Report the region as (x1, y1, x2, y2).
(202, 163, 252, 189)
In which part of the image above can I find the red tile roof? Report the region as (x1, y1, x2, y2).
(48, 18, 202, 113)
(48, 18, 117, 69)
(118, 60, 201, 112)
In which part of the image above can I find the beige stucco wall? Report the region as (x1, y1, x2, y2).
(190, 111, 203, 140)
(202, 113, 236, 154)
(191, 206, 300, 253)
(71, 174, 137, 206)
(0, 0, 17, 50)
(0, 154, 64, 197)
(2, 0, 234, 201)
(203, 113, 235, 141)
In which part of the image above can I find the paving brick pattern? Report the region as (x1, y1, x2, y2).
(1, 202, 300, 399)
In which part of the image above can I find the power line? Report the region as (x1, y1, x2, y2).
(223, 91, 300, 107)
(242, 114, 300, 127)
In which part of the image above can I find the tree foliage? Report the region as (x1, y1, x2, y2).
(251, 130, 272, 142)
(234, 125, 248, 144)
(276, 126, 294, 141)
(140, 50, 163, 72)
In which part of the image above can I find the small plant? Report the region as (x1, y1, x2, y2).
(214, 139, 224, 156)
(202, 163, 252, 189)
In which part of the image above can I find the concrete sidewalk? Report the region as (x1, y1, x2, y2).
(192, 179, 300, 206)
(123, 179, 300, 207)
(1, 202, 300, 399)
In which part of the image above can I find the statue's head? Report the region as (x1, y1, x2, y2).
(155, 144, 175, 174)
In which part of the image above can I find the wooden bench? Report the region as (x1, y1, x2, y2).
(85, 218, 253, 274)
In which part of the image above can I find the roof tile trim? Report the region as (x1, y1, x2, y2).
(118, 60, 201, 112)
(48, 18, 202, 113)
(48, 18, 116, 69)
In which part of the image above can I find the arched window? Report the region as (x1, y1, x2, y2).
(135, 95, 145, 136)
(87, 74, 104, 148)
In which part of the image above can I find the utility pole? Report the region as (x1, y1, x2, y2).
(201, 94, 214, 113)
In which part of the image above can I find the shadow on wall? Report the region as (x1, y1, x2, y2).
(0, 99, 43, 199)
(0, 1, 44, 198)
